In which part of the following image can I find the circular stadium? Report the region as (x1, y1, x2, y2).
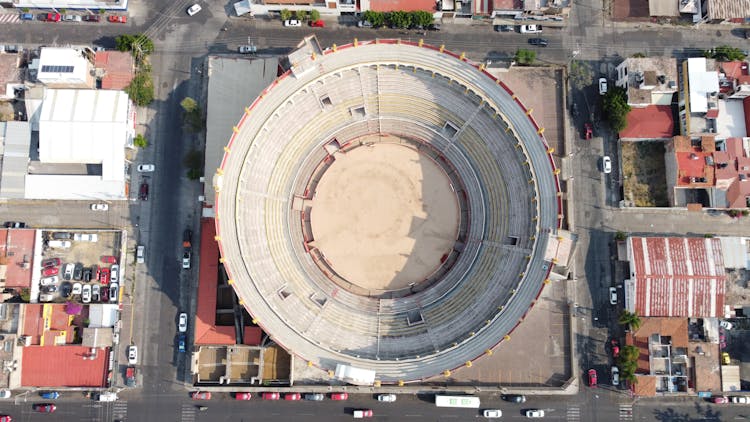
(214, 39, 561, 383)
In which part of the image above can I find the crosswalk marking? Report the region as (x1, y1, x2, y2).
(0, 14, 20, 24)
(181, 404, 196, 422)
(113, 401, 128, 420)
(619, 404, 633, 420)
(567, 405, 581, 421)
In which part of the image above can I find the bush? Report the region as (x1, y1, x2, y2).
(296, 10, 308, 21)
(514, 49, 536, 66)
(704, 45, 746, 62)
(569, 60, 593, 91)
(386, 10, 411, 28)
(410, 10, 433, 27)
(134, 134, 148, 148)
(280, 9, 292, 21)
(125, 71, 155, 106)
(602, 86, 631, 133)
(614, 231, 627, 241)
(184, 149, 204, 180)
(181, 97, 204, 132)
(115, 34, 155, 62)
(310, 9, 320, 21)
(362, 10, 386, 27)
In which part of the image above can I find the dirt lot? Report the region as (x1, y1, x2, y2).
(621, 141, 669, 207)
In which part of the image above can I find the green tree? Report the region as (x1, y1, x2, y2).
(711, 45, 747, 61)
(180, 97, 198, 113)
(310, 9, 320, 21)
(181, 97, 204, 132)
(514, 49, 536, 66)
(614, 231, 627, 241)
(569, 60, 593, 91)
(410, 10, 433, 27)
(618, 310, 642, 331)
(183, 149, 204, 180)
(296, 10, 309, 21)
(20, 289, 30, 302)
(386, 11, 411, 28)
(280, 9, 292, 21)
(362, 10, 385, 27)
(115, 34, 155, 62)
(115, 34, 136, 52)
(133, 134, 148, 148)
(602, 86, 631, 133)
(125, 72, 155, 106)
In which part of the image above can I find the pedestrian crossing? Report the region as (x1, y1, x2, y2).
(112, 401, 128, 421)
(619, 404, 633, 420)
(181, 403, 196, 422)
(567, 405, 581, 421)
(0, 14, 20, 24)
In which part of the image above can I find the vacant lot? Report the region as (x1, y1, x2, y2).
(622, 142, 669, 207)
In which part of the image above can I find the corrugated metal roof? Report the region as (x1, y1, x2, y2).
(0, 121, 30, 198)
(707, 0, 750, 20)
(628, 237, 726, 317)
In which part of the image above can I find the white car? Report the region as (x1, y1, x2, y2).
(73, 233, 98, 242)
(137, 164, 155, 172)
(111, 264, 119, 283)
(731, 396, 749, 404)
(63, 14, 82, 22)
(82, 284, 92, 303)
(39, 294, 54, 302)
(179, 313, 188, 333)
(128, 345, 138, 365)
(40, 276, 59, 286)
(284, 19, 301, 27)
(602, 156, 612, 174)
(519, 24, 541, 33)
(0, 389, 11, 399)
(48, 240, 71, 249)
(90, 203, 109, 211)
(238, 45, 256, 54)
(136, 245, 145, 264)
(598, 77, 608, 95)
(609, 287, 617, 305)
(611, 366, 620, 386)
(182, 251, 191, 269)
(483, 409, 503, 418)
(377, 394, 396, 402)
(525, 409, 545, 418)
(720, 320, 734, 330)
(63, 263, 75, 281)
(109, 283, 119, 303)
(186, 4, 202, 16)
(72, 282, 82, 295)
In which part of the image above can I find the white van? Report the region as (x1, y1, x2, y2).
(97, 392, 118, 402)
(48, 240, 71, 249)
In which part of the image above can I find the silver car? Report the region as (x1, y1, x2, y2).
(377, 394, 396, 402)
(82, 284, 92, 303)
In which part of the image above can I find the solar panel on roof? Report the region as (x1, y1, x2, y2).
(41, 65, 74, 73)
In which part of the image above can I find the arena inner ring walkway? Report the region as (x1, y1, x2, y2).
(214, 39, 562, 383)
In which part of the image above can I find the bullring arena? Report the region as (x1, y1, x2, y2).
(214, 37, 562, 383)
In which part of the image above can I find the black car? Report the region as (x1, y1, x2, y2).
(528, 38, 548, 47)
(60, 282, 72, 298)
(83, 267, 92, 282)
(42, 285, 57, 294)
(427, 23, 441, 31)
(501, 394, 527, 403)
(73, 263, 84, 281)
(82, 14, 100, 22)
(494, 25, 512, 32)
(51, 232, 71, 240)
(139, 182, 149, 201)
(4, 221, 26, 228)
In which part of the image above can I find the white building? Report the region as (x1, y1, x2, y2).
(34, 47, 94, 89)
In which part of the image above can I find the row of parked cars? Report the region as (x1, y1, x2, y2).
(20, 12, 126, 23)
(39, 256, 120, 303)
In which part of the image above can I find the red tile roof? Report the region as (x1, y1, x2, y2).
(94, 51, 135, 90)
(619, 105, 674, 139)
(369, 0, 437, 12)
(21, 346, 109, 387)
(0, 229, 36, 289)
(23, 304, 76, 346)
(628, 237, 725, 317)
(194, 218, 262, 346)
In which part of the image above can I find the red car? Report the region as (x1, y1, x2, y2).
(101, 286, 109, 302)
(331, 392, 348, 400)
(42, 266, 59, 277)
(101, 256, 117, 264)
(46, 13, 61, 22)
(100, 268, 110, 285)
(588, 369, 597, 387)
(584, 123, 593, 140)
(42, 258, 61, 268)
(235, 392, 252, 400)
(108, 15, 127, 23)
(191, 391, 211, 400)
(309, 19, 325, 27)
(139, 182, 149, 201)
(284, 393, 301, 401)
(611, 339, 620, 358)
(262, 392, 280, 400)
(712, 396, 729, 404)
(0, 415, 11, 422)
(33, 403, 56, 413)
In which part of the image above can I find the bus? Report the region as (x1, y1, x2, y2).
(435, 395, 480, 408)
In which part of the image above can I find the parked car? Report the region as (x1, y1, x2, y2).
(284, 19, 301, 27)
(42, 266, 59, 277)
(83, 267, 92, 282)
(235, 392, 252, 400)
(41, 285, 57, 294)
(90, 203, 109, 211)
(40, 276, 58, 286)
(82, 14, 100, 22)
(731, 396, 749, 404)
(309, 19, 325, 27)
(722, 352, 731, 365)
(111, 265, 119, 283)
(39, 391, 59, 399)
(137, 164, 155, 172)
(192, 391, 211, 400)
(73, 263, 83, 281)
(353, 410, 373, 419)
(304, 393, 325, 401)
(601, 156, 612, 174)
(100, 268, 111, 285)
(609, 287, 617, 305)
(182, 251, 191, 269)
(72, 282, 82, 295)
(720, 320, 734, 330)
(713, 396, 729, 404)
(611, 366, 619, 386)
(0, 390, 9, 399)
(238, 45, 256, 54)
(51, 232, 71, 240)
(519, 24, 541, 33)
(38, 294, 54, 302)
(62, 14, 82, 22)
(20, 12, 34, 20)
(136, 245, 145, 264)
(262, 392, 280, 400)
(92, 285, 100, 302)
(427, 23, 441, 31)
(109, 283, 119, 303)
(60, 282, 72, 298)
(82, 284, 92, 303)
(101, 285, 109, 302)
(502, 394, 526, 403)
(528, 38, 548, 47)
(178, 334, 186, 353)
(284, 393, 301, 401)
(588, 369, 597, 387)
(483, 409, 502, 418)
(139, 182, 149, 200)
(45, 13, 61, 22)
(63, 263, 75, 280)
(611, 339, 620, 357)
(598, 77, 608, 95)
(179, 313, 188, 332)
(525, 409, 545, 418)
(41, 258, 61, 268)
(108, 15, 127, 23)
(0, 415, 10, 422)
(128, 345, 138, 365)
(377, 394, 396, 402)
(494, 24, 512, 32)
(331, 392, 348, 400)
(33, 403, 56, 413)
(92, 265, 101, 281)
(186, 4, 202, 16)
(3, 221, 26, 228)
(101, 255, 117, 264)
(357, 20, 373, 28)
(48, 240, 71, 249)
(584, 123, 593, 140)
(73, 233, 98, 242)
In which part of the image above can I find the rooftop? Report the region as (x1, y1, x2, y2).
(94, 51, 135, 90)
(621, 57, 678, 106)
(687, 57, 719, 115)
(369, 0, 437, 12)
(673, 136, 715, 187)
(0, 228, 36, 289)
(706, 0, 750, 20)
(620, 105, 674, 139)
(21, 345, 109, 387)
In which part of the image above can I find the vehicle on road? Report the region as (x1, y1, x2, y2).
(83, 14, 100, 22)
(720, 320, 733, 330)
(377, 394, 396, 402)
(611, 366, 619, 386)
(305, 393, 324, 401)
(33, 403, 56, 413)
(90, 203, 108, 211)
(137, 164, 155, 172)
(97, 392, 118, 402)
(262, 392, 280, 400)
(178, 334, 186, 353)
(519, 24, 541, 33)
(139, 182, 149, 200)
(108, 15, 127, 23)
(238, 45, 256, 54)
(609, 287, 617, 305)
(494, 24, 512, 31)
(128, 345, 138, 365)
(502, 394, 526, 403)
(284, 19, 301, 27)
(187, 4, 202, 15)
(179, 313, 188, 332)
(285, 393, 301, 400)
(42, 266, 59, 277)
(602, 156, 612, 174)
(0, 390, 10, 399)
(598, 77, 608, 95)
(331, 392, 349, 401)
(45, 13, 61, 22)
(192, 391, 211, 400)
(435, 395, 479, 408)
(611, 339, 620, 357)
(584, 123, 593, 140)
(3, 221, 26, 228)
(427, 23, 440, 31)
(182, 251, 191, 269)
(63, 14, 82, 22)
(731, 396, 749, 404)
(588, 369, 597, 387)
(82, 284, 92, 303)
(525, 409, 545, 418)
(483, 409, 502, 418)
(353, 409, 373, 418)
(0, 415, 10, 422)
(309, 19, 324, 27)
(136, 245, 145, 264)
(527, 38, 548, 47)
(235, 392, 252, 400)
(40, 391, 60, 399)
(713, 396, 729, 404)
